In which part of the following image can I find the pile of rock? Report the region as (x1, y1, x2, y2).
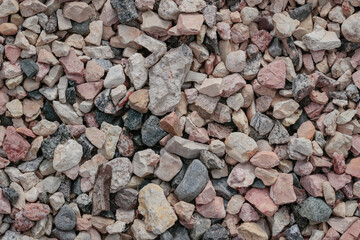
(0, 0, 360, 239)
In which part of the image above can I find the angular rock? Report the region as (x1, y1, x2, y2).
(149, 44, 193, 115)
(139, 183, 177, 234)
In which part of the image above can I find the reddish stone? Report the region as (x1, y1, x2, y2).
(0, 188, 11, 214)
(300, 174, 327, 197)
(250, 151, 280, 168)
(297, 120, 316, 140)
(117, 130, 134, 157)
(323, 228, 341, 240)
(3, 126, 30, 162)
(59, 48, 85, 84)
(196, 196, 226, 219)
(67, 125, 86, 138)
(221, 73, 246, 97)
(351, 135, 360, 156)
(35, 62, 50, 82)
(294, 187, 307, 204)
(239, 203, 260, 222)
(84, 112, 99, 128)
(304, 102, 324, 120)
(5, 45, 21, 64)
(76, 217, 92, 231)
(251, 30, 273, 52)
(351, 48, 360, 68)
(245, 188, 278, 217)
(345, 157, 360, 178)
(270, 173, 297, 205)
(294, 160, 313, 176)
(189, 127, 210, 143)
(207, 122, 233, 139)
(176, 13, 204, 35)
(257, 60, 286, 89)
(326, 171, 352, 190)
(76, 81, 104, 100)
(14, 211, 35, 232)
(342, 183, 354, 199)
(195, 180, 216, 205)
(16, 127, 36, 138)
(340, 220, 360, 240)
(0, 157, 10, 169)
(159, 112, 183, 136)
(23, 203, 51, 221)
(205, 54, 216, 75)
(353, 70, 360, 90)
(310, 156, 333, 168)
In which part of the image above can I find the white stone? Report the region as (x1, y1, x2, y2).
(53, 139, 83, 172)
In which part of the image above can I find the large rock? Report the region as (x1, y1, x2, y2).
(148, 44, 193, 115)
(138, 184, 177, 234)
(174, 160, 209, 202)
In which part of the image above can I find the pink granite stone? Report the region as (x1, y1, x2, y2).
(196, 196, 226, 219)
(257, 60, 286, 89)
(245, 188, 278, 217)
(3, 126, 30, 162)
(300, 174, 327, 197)
(59, 48, 85, 84)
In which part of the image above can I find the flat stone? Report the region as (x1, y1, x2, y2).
(165, 136, 208, 159)
(104, 65, 125, 89)
(59, 48, 85, 84)
(196, 196, 226, 219)
(92, 164, 112, 215)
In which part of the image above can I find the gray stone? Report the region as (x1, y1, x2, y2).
(54, 205, 76, 231)
(21, 59, 39, 78)
(285, 225, 304, 240)
(149, 44, 193, 116)
(174, 160, 209, 202)
(250, 112, 275, 135)
(189, 213, 211, 240)
(299, 197, 332, 222)
(199, 150, 225, 170)
(141, 115, 167, 147)
(292, 73, 314, 102)
(165, 136, 209, 159)
(110, 0, 138, 23)
(268, 121, 290, 144)
(203, 224, 229, 240)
